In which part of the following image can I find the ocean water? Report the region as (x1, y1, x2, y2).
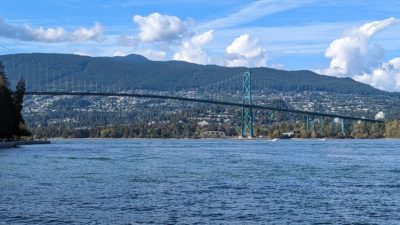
(1, 139, 400, 224)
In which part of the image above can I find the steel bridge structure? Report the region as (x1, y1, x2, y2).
(21, 72, 384, 138)
(0, 52, 387, 138)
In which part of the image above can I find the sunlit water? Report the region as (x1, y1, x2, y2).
(1, 139, 400, 224)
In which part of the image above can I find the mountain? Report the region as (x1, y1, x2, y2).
(112, 54, 149, 63)
(0, 53, 390, 95)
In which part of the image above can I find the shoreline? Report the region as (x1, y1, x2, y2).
(48, 137, 400, 141)
(2, 138, 399, 149)
(0, 140, 51, 149)
(0, 142, 17, 149)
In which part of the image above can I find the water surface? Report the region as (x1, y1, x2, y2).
(1, 139, 400, 224)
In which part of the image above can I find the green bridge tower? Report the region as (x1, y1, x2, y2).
(241, 71, 254, 138)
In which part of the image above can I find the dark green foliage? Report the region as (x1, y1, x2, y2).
(14, 78, 30, 136)
(0, 68, 18, 139)
(0, 61, 30, 139)
(14, 79, 25, 113)
(384, 120, 400, 138)
(30, 118, 396, 139)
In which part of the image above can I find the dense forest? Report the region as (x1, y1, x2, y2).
(0, 53, 389, 95)
(0, 61, 30, 140)
(29, 108, 400, 139)
(30, 120, 400, 139)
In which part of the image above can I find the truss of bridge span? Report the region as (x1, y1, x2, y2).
(200, 131, 227, 139)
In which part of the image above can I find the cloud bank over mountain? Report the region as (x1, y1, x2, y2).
(225, 34, 267, 67)
(320, 17, 400, 91)
(173, 30, 214, 64)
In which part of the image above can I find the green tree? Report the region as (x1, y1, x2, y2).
(385, 120, 400, 138)
(0, 62, 18, 140)
(14, 78, 25, 120)
(0, 62, 30, 140)
(14, 78, 30, 136)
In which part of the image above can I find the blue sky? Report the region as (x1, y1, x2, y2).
(1, 0, 400, 91)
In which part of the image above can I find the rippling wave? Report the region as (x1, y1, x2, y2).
(1, 139, 400, 224)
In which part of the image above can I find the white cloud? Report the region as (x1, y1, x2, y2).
(320, 17, 400, 91)
(323, 17, 398, 76)
(71, 22, 103, 41)
(191, 29, 214, 46)
(173, 30, 214, 64)
(225, 33, 267, 67)
(25, 26, 67, 42)
(111, 48, 167, 61)
(133, 12, 187, 42)
(354, 57, 400, 92)
(140, 49, 167, 61)
(0, 17, 104, 42)
(73, 50, 91, 56)
(113, 50, 128, 57)
(201, 0, 313, 29)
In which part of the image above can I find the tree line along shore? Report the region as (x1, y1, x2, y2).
(30, 118, 400, 139)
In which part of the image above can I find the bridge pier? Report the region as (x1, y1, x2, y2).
(341, 118, 345, 135)
(319, 116, 324, 135)
(306, 116, 309, 132)
(306, 115, 315, 133)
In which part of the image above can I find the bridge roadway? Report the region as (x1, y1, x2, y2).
(25, 91, 383, 123)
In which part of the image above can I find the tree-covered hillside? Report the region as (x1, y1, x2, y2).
(0, 53, 389, 95)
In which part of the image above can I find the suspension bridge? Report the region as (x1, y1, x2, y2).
(0, 52, 385, 138)
(23, 75, 384, 137)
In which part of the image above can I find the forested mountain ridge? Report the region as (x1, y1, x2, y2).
(0, 53, 391, 95)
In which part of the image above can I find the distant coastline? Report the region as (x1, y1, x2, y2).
(0, 142, 17, 149)
(0, 140, 50, 149)
(2, 138, 399, 150)
(44, 136, 397, 140)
